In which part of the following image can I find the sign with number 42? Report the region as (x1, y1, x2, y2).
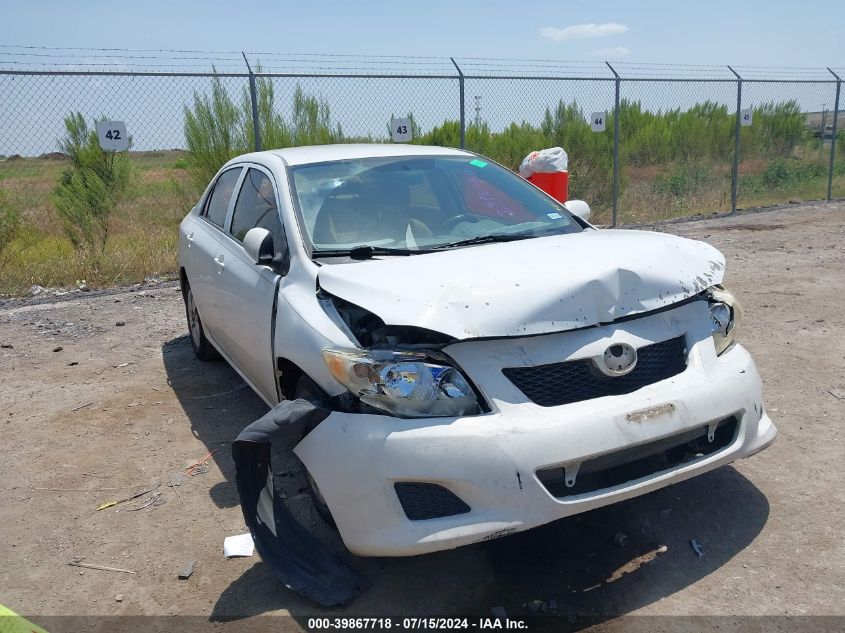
(590, 112, 606, 132)
(96, 120, 129, 151)
(390, 117, 413, 143)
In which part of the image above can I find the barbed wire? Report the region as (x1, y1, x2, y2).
(0, 45, 840, 80)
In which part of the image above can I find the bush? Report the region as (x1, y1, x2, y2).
(52, 113, 133, 255)
(184, 75, 243, 188)
(653, 164, 714, 198)
(184, 72, 343, 187)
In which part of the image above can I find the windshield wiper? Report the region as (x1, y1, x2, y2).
(432, 233, 534, 250)
(312, 245, 434, 260)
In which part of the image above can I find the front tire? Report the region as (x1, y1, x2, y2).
(295, 376, 337, 528)
(183, 282, 219, 361)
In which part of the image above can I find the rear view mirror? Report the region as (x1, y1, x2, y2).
(565, 200, 591, 223)
(243, 227, 275, 265)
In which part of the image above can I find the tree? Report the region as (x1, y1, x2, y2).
(183, 72, 343, 187)
(184, 74, 243, 188)
(52, 113, 133, 256)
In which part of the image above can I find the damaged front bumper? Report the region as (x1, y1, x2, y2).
(294, 301, 776, 557)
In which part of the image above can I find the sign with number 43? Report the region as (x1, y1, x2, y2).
(96, 120, 129, 151)
(590, 112, 606, 132)
(390, 117, 413, 143)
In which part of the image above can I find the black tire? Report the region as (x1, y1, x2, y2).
(183, 281, 219, 361)
(295, 375, 337, 528)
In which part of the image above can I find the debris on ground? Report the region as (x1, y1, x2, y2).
(690, 538, 705, 558)
(52, 346, 63, 352)
(67, 561, 138, 575)
(96, 482, 160, 511)
(606, 545, 669, 582)
(224, 533, 255, 558)
(168, 472, 185, 504)
(185, 449, 217, 476)
(115, 321, 125, 327)
(524, 599, 545, 613)
(613, 531, 628, 547)
(126, 489, 164, 511)
(114, 594, 123, 602)
(70, 401, 93, 412)
(827, 388, 845, 400)
(178, 560, 197, 580)
(1, 343, 12, 349)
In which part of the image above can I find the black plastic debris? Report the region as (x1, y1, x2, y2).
(232, 399, 369, 607)
(690, 538, 705, 558)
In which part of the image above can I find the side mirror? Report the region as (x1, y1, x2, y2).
(243, 227, 275, 265)
(565, 199, 591, 223)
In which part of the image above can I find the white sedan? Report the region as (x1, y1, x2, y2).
(179, 144, 776, 557)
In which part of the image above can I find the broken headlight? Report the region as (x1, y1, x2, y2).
(707, 285, 743, 356)
(322, 349, 479, 417)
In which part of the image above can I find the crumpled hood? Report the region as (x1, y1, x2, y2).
(317, 229, 725, 340)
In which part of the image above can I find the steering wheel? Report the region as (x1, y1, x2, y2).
(439, 213, 479, 232)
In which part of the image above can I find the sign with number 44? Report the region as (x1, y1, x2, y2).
(590, 112, 606, 132)
(390, 117, 413, 143)
(96, 120, 129, 151)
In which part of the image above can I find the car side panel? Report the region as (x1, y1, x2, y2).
(180, 213, 224, 332)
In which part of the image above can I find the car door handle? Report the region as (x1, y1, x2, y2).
(186, 232, 194, 247)
(214, 254, 225, 273)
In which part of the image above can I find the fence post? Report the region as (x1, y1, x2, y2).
(827, 68, 841, 201)
(450, 57, 465, 149)
(606, 62, 621, 227)
(242, 52, 261, 152)
(727, 65, 742, 213)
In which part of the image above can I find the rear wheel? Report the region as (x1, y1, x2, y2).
(183, 282, 219, 361)
(295, 376, 337, 528)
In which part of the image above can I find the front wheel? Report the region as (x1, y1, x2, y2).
(183, 282, 219, 361)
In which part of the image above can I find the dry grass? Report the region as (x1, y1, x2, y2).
(0, 151, 198, 294)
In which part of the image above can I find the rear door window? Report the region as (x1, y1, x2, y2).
(203, 167, 242, 228)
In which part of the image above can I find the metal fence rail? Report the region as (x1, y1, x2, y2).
(0, 47, 843, 228)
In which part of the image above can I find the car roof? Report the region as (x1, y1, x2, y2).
(252, 143, 473, 166)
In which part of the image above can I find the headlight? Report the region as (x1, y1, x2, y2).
(707, 285, 743, 355)
(322, 349, 480, 417)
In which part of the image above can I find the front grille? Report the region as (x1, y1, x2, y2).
(537, 415, 739, 498)
(394, 482, 470, 521)
(503, 335, 687, 407)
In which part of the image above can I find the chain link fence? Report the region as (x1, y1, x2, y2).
(0, 48, 842, 291)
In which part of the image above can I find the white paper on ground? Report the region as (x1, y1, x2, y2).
(224, 532, 255, 558)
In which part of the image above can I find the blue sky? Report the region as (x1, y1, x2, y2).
(1, 0, 843, 67)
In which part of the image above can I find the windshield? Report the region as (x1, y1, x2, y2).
(288, 155, 583, 256)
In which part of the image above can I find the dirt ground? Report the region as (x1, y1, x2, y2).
(1, 201, 843, 631)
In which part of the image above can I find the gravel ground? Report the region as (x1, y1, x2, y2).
(1, 201, 843, 631)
